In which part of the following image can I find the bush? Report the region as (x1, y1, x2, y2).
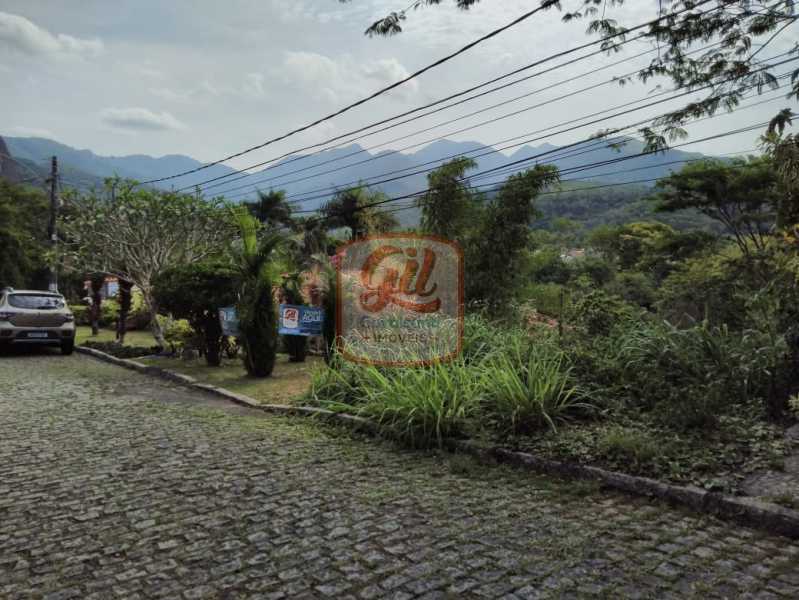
(567, 288, 638, 337)
(152, 262, 238, 366)
(70, 300, 119, 327)
(521, 282, 569, 318)
(615, 319, 788, 429)
(597, 426, 664, 470)
(82, 340, 159, 359)
(311, 315, 589, 446)
(483, 335, 589, 434)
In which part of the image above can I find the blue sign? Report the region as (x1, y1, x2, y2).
(218, 306, 240, 337)
(279, 304, 324, 337)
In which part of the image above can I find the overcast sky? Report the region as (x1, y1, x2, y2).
(1, 0, 795, 172)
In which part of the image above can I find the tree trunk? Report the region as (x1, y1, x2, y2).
(204, 313, 222, 367)
(89, 275, 104, 336)
(143, 290, 166, 349)
(116, 279, 133, 344)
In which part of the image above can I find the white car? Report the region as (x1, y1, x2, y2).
(0, 288, 76, 355)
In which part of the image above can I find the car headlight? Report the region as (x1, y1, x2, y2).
(64, 314, 75, 323)
(0, 312, 13, 322)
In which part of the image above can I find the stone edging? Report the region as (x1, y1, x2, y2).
(76, 345, 799, 539)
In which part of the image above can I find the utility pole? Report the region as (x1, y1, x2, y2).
(47, 156, 58, 292)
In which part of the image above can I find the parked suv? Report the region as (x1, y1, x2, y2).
(0, 288, 76, 355)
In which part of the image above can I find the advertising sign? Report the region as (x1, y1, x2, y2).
(279, 304, 324, 337)
(218, 306, 240, 337)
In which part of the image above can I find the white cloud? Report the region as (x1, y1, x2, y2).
(100, 107, 186, 132)
(279, 51, 419, 103)
(0, 11, 102, 58)
(6, 126, 55, 138)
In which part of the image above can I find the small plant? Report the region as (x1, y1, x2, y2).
(597, 426, 663, 470)
(484, 336, 590, 434)
(789, 394, 799, 419)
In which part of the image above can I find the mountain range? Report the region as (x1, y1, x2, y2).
(3, 134, 710, 228)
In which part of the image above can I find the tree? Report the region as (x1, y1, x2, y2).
(153, 262, 238, 367)
(763, 132, 799, 236)
(0, 180, 49, 290)
(88, 273, 104, 336)
(116, 279, 133, 344)
(245, 189, 296, 230)
(467, 165, 559, 305)
(417, 157, 478, 242)
(321, 186, 398, 240)
(343, 1, 798, 148)
(230, 210, 283, 377)
(61, 180, 234, 347)
(650, 157, 779, 255)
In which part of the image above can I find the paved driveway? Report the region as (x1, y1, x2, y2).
(1, 352, 798, 599)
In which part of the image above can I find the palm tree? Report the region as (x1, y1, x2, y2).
(230, 209, 283, 377)
(322, 186, 398, 240)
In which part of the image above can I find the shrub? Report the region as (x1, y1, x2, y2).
(521, 282, 569, 318)
(317, 354, 482, 448)
(615, 319, 788, 429)
(153, 262, 238, 365)
(70, 300, 119, 327)
(567, 288, 638, 337)
(82, 340, 159, 359)
(483, 336, 589, 434)
(597, 426, 664, 470)
(790, 394, 799, 419)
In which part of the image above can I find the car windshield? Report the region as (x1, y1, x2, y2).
(8, 294, 65, 310)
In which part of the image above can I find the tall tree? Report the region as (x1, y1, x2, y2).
(0, 180, 49, 290)
(650, 157, 778, 255)
(245, 189, 296, 230)
(322, 185, 398, 239)
(230, 210, 283, 377)
(417, 157, 478, 242)
(467, 165, 559, 305)
(61, 180, 234, 347)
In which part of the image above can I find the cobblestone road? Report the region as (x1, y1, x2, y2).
(1, 352, 798, 599)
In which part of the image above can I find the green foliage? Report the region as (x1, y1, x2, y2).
(417, 157, 478, 242)
(0, 180, 49, 289)
(597, 427, 663, 470)
(651, 157, 778, 255)
(321, 185, 398, 239)
(789, 395, 799, 419)
(567, 288, 638, 337)
(82, 339, 160, 359)
(311, 315, 588, 447)
(153, 262, 238, 366)
(230, 210, 282, 377)
(483, 336, 588, 434)
(70, 300, 119, 327)
(605, 272, 656, 309)
(61, 178, 235, 347)
(320, 356, 483, 448)
(614, 319, 788, 429)
(467, 166, 559, 306)
(521, 282, 568, 318)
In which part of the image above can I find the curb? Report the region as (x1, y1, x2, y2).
(76, 345, 799, 539)
(75, 346, 377, 433)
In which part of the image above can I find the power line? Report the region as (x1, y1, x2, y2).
(203, 40, 726, 199)
(293, 117, 778, 229)
(139, 0, 564, 186)
(274, 60, 797, 207)
(157, 0, 718, 189)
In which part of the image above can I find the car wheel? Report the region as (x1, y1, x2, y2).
(61, 340, 75, 355)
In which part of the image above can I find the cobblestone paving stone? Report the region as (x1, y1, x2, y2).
(1, 352, 799, 599)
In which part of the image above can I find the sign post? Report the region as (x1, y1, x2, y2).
(279, 304, 324, 337)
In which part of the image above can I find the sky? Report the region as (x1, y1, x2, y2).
(1, 0, 796, 174)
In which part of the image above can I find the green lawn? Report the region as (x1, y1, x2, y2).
(76, 326, 157, 347)
(139, 353, 323, 406)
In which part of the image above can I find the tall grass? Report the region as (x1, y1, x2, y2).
(310, 315, 587, 446)
(482, 336, 589, 434)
